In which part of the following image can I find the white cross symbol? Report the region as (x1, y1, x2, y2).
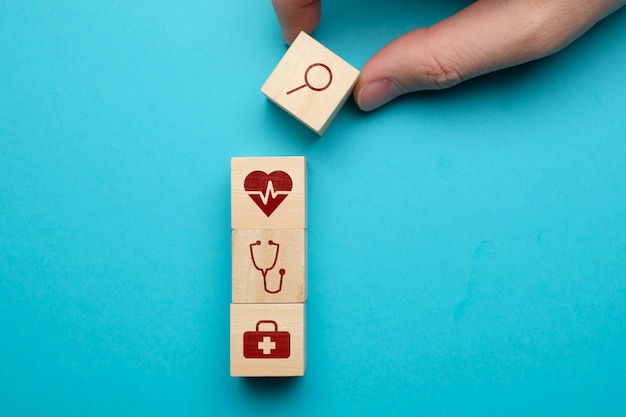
(258, 336, 276, 355)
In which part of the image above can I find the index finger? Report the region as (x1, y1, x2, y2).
(271, 0, 321, 44)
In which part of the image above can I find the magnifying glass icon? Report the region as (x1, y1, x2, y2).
(286, 63, 333, 95)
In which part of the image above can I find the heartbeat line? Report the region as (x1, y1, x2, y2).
(247, 180, 289, 205)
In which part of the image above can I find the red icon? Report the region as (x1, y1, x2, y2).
(244, 170, 293, 217)
(250, 240, 285, 294)
(243, 320, 291, 359)
(286, 63, 333, 95)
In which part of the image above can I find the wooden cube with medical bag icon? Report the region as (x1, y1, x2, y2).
(231, 156, 306, 230)
(230, 303, 305, 377)
(261, 31, 360, 135)
(232, 228, 306, 304)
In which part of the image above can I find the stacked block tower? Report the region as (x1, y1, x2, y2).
(230, 157, 307, 377)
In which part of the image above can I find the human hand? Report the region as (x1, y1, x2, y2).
(271, 0, 625, 111)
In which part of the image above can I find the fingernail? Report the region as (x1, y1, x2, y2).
(356, 79, 405, 111)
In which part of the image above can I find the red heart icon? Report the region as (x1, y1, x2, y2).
(244, 170, 293, 217)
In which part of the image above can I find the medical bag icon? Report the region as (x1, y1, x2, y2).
(250, 239, 285, 294)
(243, 320, 291, 359)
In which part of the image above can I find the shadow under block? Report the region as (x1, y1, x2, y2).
(233, 229, 307, 303)
(261, 31, 360, 135)
(230, 303, 305, 377)
(231, 156, 306, 230)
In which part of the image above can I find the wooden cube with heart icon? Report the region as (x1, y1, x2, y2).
(231, 156, 306, 230)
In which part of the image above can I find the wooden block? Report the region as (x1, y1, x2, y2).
(231, 156, 306, 230)
(230, 303, 305, 377)
(261, 31, 360, 135)
(232, 229, 306, 303)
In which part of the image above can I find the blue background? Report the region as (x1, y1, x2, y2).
(1, 1, 625, 415)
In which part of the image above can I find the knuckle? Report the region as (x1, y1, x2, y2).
(419, 46, 466, 89)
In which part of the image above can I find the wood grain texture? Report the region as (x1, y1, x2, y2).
(261, 31, 360, 135)
(231, 156, 306, 230)
(230, 303, 305, 377)
(232, 229, 307, 303)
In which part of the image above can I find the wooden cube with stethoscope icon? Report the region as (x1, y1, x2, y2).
(232, 229, 306, 304)
(230, 157, 307, 377)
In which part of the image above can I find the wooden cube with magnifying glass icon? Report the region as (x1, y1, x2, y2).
(261, 31, 360, 135)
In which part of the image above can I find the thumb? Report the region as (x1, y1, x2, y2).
(354, 0, 623, 111)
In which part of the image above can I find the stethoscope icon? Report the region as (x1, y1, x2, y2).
(286, 63, 333, 95)
(249, 240, 285, 294)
